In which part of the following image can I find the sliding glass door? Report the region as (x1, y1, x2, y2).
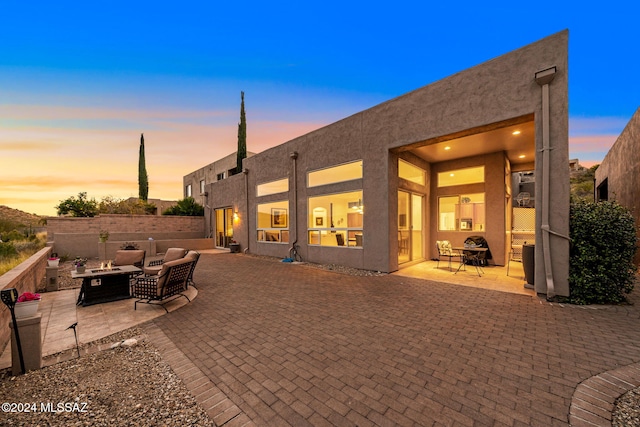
(215, 207, 234, 248)
(398, 191, 424, 264)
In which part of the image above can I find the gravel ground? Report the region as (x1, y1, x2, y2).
(0, 327, 214, 426)
(613, 388, 640, 426)
(13, 256, 640, 425)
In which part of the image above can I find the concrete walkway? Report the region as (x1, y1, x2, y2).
(148, 253, 640, 426)
(0, 279, 197, 369)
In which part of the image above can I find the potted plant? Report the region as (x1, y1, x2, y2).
(47, 256, 60, 267)
(74, 257, 87, 273)
(99, 230, 110, 243)
(14, 292, 41, 318)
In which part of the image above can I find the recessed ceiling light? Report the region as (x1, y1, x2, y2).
(512, 130, 521, 135)
(449, 173, 455, 177)
(444, 146, 451, 150)
(518, 154, 526, 159)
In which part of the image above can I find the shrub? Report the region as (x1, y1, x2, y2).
(569, 200, 638, 304)
(162, 197, 204, 216)
(1, 230, 25, 242)
(0, 242, 18, 259)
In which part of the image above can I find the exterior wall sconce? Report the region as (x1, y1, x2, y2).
(233, 211, 239, 221)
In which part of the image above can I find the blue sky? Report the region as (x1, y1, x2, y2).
(1, 1, 638, 215)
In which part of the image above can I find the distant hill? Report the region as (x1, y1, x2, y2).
(0, 205, 45, 230)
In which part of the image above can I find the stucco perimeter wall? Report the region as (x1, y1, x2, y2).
(595, 108, 640, 264)
(0, 247, 51, 354)
(47, 215, 206, 259)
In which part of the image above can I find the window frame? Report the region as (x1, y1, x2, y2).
(437, 193, 485, 232)
(307, 190, 363, 248)
(437, 166, 485, 187)
(256, 178, 289, 197)
(307, 160, 363, 188)
(256, 200, 290, 244)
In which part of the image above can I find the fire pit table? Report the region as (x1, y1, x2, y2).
(72, 265, 142, 306)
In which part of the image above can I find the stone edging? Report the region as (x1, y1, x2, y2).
(569, 362, 640, 426)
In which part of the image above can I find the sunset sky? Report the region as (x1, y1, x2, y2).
(1, 2, 638, 216)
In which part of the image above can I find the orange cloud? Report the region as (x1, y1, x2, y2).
(568, 134, 617, 153)
(0, 108, 327, 215)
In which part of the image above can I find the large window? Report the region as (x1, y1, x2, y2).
(257, 201, 289, 243)
(438, 193, 485, 231)
(185, 184, 192, 197)
(438, 166, 484, 187)
(308, 160, 362, 187)
(257, 178, 288, 197)
(308, 191, 363, 247)
(399, 159, 425, 185)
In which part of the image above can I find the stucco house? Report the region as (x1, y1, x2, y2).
(594, 108, 640, 264)
(186, 31, 571, 297)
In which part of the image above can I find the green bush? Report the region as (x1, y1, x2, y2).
(162, 197, 204, 216)
(55, 192, 98, 217)
(1, 230, 25, 242)
(0, 242, 18, 259)
(569, 200, 638, 304)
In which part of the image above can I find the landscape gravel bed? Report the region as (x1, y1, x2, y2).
(0, 327, 214, 426)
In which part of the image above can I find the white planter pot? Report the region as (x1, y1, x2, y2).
(14, 300, 40, 319)
(47, 259, 60, 267)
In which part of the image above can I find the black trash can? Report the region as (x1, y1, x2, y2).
(522, 244, 535, 288)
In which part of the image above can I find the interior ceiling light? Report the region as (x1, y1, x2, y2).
(444, 146, 451, 150)
(519, 154, 526, 159)
(449, 173, 455, 177)
(512, 130, 521, 135)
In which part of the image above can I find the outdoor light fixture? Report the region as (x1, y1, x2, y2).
(444, 146, 451, 150)
(519, 155, 526, 159)
(233, 211, 239, 221)
(512, 130, 521, 135)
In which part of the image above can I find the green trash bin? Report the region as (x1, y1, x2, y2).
(522, 244, 535, 288)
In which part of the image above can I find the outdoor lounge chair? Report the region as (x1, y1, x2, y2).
(183, 250, 200, 288)
(435, 240, 462, 271)
(143, 247, 187, 276)
(133, 257, 193, 312)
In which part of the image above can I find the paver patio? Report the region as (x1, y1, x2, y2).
(151, 253, 640, 426)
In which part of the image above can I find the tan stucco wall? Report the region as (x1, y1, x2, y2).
(47, 215, 205, 259)
(204, 31, 570, 295)
(595, 108, 640, 264)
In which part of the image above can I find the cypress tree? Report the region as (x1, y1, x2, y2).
(236, 91, 247, 174)
(138, 133, 149, 201)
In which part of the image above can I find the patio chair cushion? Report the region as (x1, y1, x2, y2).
(143, 248, 187, 275)
(113, 250, 145, 268)
(163, 247, 187, 263)
(155, 258, 192, 297)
